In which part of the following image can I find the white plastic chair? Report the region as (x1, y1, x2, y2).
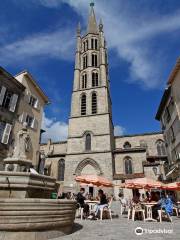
(99, 198, 113, 221)
(158, 209, 172, 223)
(132, 204, 145, 221)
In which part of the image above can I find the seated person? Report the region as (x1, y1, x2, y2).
(132, 192, 141, 205)
(76, 188, 89, 217)
(140, 193, 145, 202)
(153, 192, 173, 219)
(89, 189, 108, 219)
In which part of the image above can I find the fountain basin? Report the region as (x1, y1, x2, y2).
(0, 171, 56, 198)
(0, 199, 76, 239)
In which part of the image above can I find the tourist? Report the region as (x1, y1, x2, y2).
(76, 188, 89, 217)
(140, 193, 146, 202)
(88, 189, 108, 220)
(119, 193, 127, 214)
(132, 192, 141, 204)
(94, 189, 108, 216)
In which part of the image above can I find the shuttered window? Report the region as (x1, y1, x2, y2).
(26, 115, 34, 128)
(1, 123, 12, 144)
(2, 91, 13, 110)
(92, 93, 97, 114)
(9, 94, 18, 112)
(0, 122, 6, 142)
(92, 72, 98, 87)
(81, 94, 86, 116)
(0, 86, 6, 106)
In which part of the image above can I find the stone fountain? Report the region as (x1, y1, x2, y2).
(0, 125, 76, 240)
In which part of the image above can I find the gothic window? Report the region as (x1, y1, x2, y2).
(92, 92, 97, 114)
(83, 55, 88, 69)
(83, 39, 88, 52)
(81, 94, 86, 115)
(124, 157, 133, 174)
(82, 74, 87, 89)
(58, 159, 65, 181)
(95, 39, 98, 50)
(85, 133, 91, 151)
(91, 39, 94, 49)
(92, 72, 98, 87)
(123, 141, 131, 149)
(91, 39, 98, 50)
(156, 140, 166, 156)
(92, 54, 98, 67)
(83, 42, 86, 52)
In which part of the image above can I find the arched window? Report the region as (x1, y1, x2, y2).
(91, 38, 98, 50)
(91, 39, 94, 49)
(92, 72, 98, 87)
(95, 39, 98, 50)
(124, 157, 133, 174)
(123, 142, 131, 149)
(92, 54, 98, 67)
(83, 42, 86, 52)
(58, 159, 65, 181)
(81, 94, 86, 115)
(156, 140, 166, 156)
(83, 55, 88, 69)
(83, 39, 88, 52)
(86, 39, 88, 50)
(85, 134, 91, 151)
(82, 74, 87, 89)
(92, 92, 97, 114)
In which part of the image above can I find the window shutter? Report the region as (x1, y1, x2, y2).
(1, 123, 12, 144)
(19, 112, 27, 123)
(9, 94, 18, 112)
(25, 91, 31, 103)
(32, 118, 38, 130)
(0, 86, 6, 106)
(35, 98, 40, 110)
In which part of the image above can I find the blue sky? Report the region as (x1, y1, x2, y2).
(0, 0, 180, 142)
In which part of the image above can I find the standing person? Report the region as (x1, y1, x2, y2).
(76, 188, 89, 218)
(119, 193, 127, 214)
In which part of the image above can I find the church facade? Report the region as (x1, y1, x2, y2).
(40, 4, 167, 198)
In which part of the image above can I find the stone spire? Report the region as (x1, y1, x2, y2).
(87, 2, 98, 34)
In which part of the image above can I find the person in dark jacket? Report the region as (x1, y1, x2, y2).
(76, 188, 89, 217)
(94, 189, 108, 217)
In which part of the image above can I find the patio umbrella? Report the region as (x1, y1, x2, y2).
(75, 175, 113, 187)
(161, 182, 180, 191)
(125, 177, 163, 189)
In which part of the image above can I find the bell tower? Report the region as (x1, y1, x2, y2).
(64, 3, 114, 191)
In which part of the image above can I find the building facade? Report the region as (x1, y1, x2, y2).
(156, 58, 180, 181)
(40, 4, 168, 198)
(14, 71, 50, 168)
(0, 67, 25, 169)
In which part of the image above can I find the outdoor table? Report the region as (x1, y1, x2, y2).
(141, 202, 157, 222)
(85, 200, 99, 213)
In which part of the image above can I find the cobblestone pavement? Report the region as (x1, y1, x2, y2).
(55, 201, 180, 240)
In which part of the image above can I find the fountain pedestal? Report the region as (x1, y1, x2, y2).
(0, 126, 76, 240)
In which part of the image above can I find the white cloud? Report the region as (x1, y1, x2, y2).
(114, 125, 125, 136)
(0, 27, 74, 65)
(2, 0, 180, 88)
(41, 112, 68, 142)
(36, 0, 180, 88)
